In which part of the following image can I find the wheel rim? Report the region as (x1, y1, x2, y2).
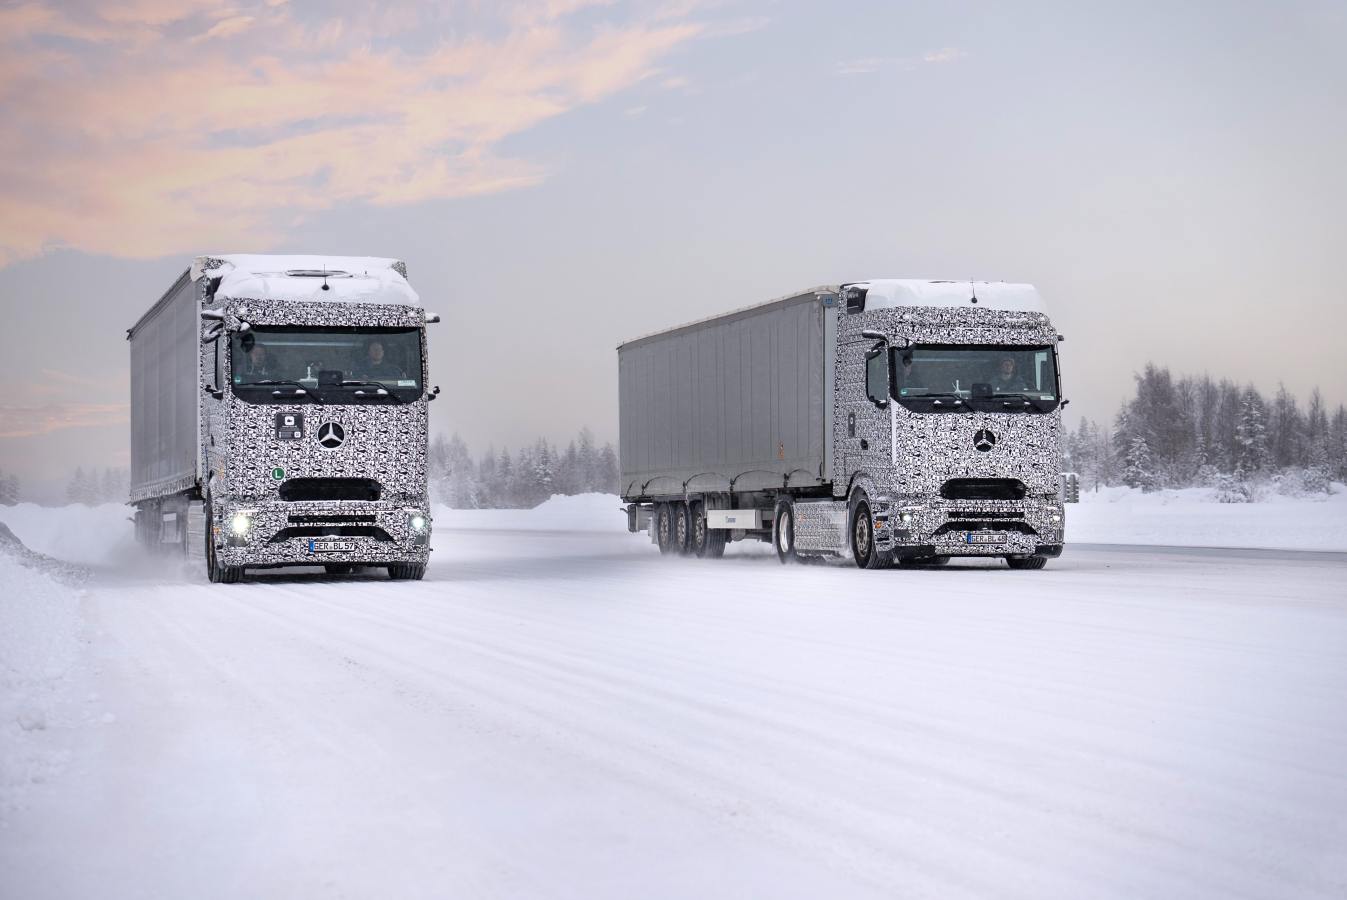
(676, 508, 688, 547)
(777, 509, 791, 553)
(854, 506, 871, 559)
(693, 511, 706, 549)
(658, 508, 670, 545)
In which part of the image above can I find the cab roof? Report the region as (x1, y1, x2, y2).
(194, 254, 420, 307)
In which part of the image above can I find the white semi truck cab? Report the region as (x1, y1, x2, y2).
(128, 255, 441, 583)
(618, 279, 1066, 569)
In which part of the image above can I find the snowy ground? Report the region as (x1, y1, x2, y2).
(2, 496, 1346, 899)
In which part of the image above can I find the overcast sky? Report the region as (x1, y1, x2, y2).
(2, 0, 1345, 501)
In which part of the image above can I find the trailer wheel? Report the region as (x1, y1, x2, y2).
(672, 501, 693, 556)
(388, 563, 427, 580)
(850, 498, 893, 570)
(1005, 556, 1048, 570)
(774, 499, 796, 564)
(204, 500, 243, 584)
(655, 503, 675, 555)
(689, 501, 709, 557)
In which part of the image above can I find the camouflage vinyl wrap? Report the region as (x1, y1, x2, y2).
(202, 290, 432, 568)
(833, 304, 1064, 557)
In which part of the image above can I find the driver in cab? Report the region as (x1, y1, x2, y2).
(359, 340, 405, 380)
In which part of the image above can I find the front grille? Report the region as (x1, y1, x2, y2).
(268, 525, 393, 543)
(945, 510, 1024, 520)
(940, 478, 1027, 501)
(934, 521, 1038, 536)
(287, 514, 379, 524)
(278, 478, 381, 502)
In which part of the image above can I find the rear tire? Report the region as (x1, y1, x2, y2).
(774, 499, 796, 564)
(672, 501, 692, 556)
(1006, 556, 1048, 570)
(851, 499, 893, 570)
(655, 503, 675, 555)
(204, 500, 243, 584)
(387, 563, 426, 580)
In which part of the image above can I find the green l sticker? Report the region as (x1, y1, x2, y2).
(272, 467, 285, 480)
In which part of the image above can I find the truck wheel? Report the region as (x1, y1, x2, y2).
(774, 499, 796, 564)
(388, 563, 427, 580)
(1006, 556, 1048, 570)
(672, 502, 693, 556)
(325, 564, 355, 576)
(695, 501, 728, 559)
(851, 499, 893, 570)
(204, 501, 243, 584)
(655, 503, 675, 555)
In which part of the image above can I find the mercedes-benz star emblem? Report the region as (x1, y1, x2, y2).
(317, 422, 346, 449)
(973, 429, 997, 452)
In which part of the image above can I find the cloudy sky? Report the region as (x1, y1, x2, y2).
(2, 0, 1345, 500)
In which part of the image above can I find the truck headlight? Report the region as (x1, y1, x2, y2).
(410, 514, 427, 532)
(1049, 513, 1062, 525)
(230, 512, 252, 536)
(898, 512, 914, 525)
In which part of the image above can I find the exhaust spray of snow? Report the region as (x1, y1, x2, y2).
(0, 494, 1345, 898)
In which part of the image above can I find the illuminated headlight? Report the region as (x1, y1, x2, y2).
(1049, 513, 1062, 525)
(410, 514, 427, 532)
(898, 512, 914, 525)
(229, 512, 252, 536)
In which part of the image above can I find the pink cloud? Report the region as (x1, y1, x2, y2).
(0, 2, 712, 267)
(0, 402, 130, 438)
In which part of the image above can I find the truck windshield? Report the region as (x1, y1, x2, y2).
(892, 344, 1059, 413)
(230, 327, 423, 404)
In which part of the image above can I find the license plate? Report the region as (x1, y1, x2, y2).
(965, 533, 1006, 545)
(309, 540, 356, 553)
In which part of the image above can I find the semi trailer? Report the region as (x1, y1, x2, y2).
(617, 280, 1067, 569)
(128, 255, 440, 583)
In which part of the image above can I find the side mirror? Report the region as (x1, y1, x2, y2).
(865, 348, 890, 407)
(426, 385, 441, 402)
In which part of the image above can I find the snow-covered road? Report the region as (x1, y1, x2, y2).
(4, 526, 1347, 899)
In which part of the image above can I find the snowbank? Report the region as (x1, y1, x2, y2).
(0, 503, 137, 567)
(433, 492, 629, 533)
(0, 552, 87, 819)
(439, 488, 1347, 553)
(1069, 482, 1347, 551)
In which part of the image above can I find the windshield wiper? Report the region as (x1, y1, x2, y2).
(249, 379, 325, 403)
(339, 380, 406, 403)
(991, 392, 1051, 411)
(903, 392, 966, 407)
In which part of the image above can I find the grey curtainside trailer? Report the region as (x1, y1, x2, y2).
(617, 279, 1069, 569)
(618, 288, 833, 502)
(128, 271, 202, 504)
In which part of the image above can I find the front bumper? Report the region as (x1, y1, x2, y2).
(214, 499, 432, 567)
(873, 497, 1064, 558)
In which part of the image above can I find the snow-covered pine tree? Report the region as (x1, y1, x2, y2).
(1234, 388, 1271, 479)
(598, 443, 619, 494)
(1122, 434, 1157, 491)
(0, 470, 18, 505)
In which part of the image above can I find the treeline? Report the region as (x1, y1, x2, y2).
(0, 467, 20, 505)
(66, 466, 130, 505)
(1067, 365, 1346, 499)
(429, 427, 619, 509)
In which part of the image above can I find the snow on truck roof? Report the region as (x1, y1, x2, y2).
(852, 279, 1047, 313)
(194, 254, 420, 307)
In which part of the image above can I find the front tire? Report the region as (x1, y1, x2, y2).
(774, 499, 796, 564)
(387, 563, 427, 580)
(204, 500, 243, 584)
(851, 498, 892, 570)
(1006, 556, 1048, 570)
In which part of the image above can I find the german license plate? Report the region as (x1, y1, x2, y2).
(965, 533, 1006, 545)
(309, 540, 356, 553)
